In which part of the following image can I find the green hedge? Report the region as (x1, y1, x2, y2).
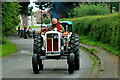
(70, 4, 109, 18)
(61, 13, 120, 50)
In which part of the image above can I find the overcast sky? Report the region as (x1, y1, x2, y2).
(29, 0, 39, 12)
(29, 0, 48, 12)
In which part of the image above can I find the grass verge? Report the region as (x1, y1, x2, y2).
(0, 35, 16, 57)
(79, 36, 120, 57)
(80, 46, 98, 73)
(89, 55, 97, 73)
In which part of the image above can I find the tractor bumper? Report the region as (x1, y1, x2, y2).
(39, 55, 68, 60)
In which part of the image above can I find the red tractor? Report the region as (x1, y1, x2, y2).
(32, 21, 80, 74)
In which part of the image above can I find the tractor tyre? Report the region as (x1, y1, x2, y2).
(32, 54, 39, 74)
(33, 35, 43, 54)
(74, 54, 80, 70)
(33, 30, 36, 39)
(71, 35, 79, 53)
(68, 53, 75, 74)
(39, 59, 43, 70)
(71, 34, 80, 70)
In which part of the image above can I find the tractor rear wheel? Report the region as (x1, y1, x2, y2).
(32, 54, 39, 74)
(71, 34, 80, 70)
(33, 35, 43, 54)
(33, 30, 36, 39)
(71, 34, 79, 53)
(68, 53, 75, 74)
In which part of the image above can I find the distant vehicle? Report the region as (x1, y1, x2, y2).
(19, 27, 35, 39)
(41, 24, 51, 32)
(47, 24, 52, 28)
(36, 24, 41, 26)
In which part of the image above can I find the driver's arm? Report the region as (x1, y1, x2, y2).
(43, 25, 53, 33)
(60, 25, 65, 33)
(47, 25, 53, 31)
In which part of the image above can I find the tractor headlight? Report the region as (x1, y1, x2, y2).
(64, 36, 67, 38)
(63, 35, 67, 39)
(61, 46, 64, 50)
(42, 47, 45, 50)
(68, 47, 71, 49)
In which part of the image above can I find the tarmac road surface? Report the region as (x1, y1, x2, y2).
(2, 33, 119, 79)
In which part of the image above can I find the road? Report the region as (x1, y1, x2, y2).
(2, 33, 119, 79)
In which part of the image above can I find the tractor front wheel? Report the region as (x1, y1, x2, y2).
(68, 53, 75, 74)
(39, 59, 43, 70)
(74, 57, 80, 70)
(32, 54, 39, 74)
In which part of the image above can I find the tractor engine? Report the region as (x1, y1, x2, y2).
(45, 31, 62, 56)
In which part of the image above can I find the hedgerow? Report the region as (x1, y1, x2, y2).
(61, 13, 120, 50)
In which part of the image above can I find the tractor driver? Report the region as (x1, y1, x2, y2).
(45, 18, 65, 33)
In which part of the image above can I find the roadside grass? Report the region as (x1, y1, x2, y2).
(79, 36, 120, 57)
(89, 55, 97, 73)
(0, 35, 16, 57)
(0, 45, 2, 57)
(80, 46, 98, 73)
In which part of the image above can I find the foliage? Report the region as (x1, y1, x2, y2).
(70, 4, 109, 18)
(19, 2, 30, 16)
(61, 13, 120, 53)
(79, 36, 120, 57)
(34, 2, 79, 18)
(42, 18, 51, 24)
(105, 2, 119, 12)
(2, 2, 21, 35)
(53, 2, 79, 18)
(16, 26, 40, 28)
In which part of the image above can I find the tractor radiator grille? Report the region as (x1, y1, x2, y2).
(53, 39, 58, 51)
(47, 39, 52, 51)
(47, 39, 58, 52)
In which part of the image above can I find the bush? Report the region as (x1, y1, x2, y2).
(61, 13, 120, 50)
(70, 4, 109, 18)
(42, 18, 51, 24)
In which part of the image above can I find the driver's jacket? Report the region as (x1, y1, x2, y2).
(48, 24, 65, 32)
(37, 24, 65, 34)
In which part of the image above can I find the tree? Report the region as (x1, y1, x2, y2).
(71, 4, 109, 18)
(2, 2, 21, 34)
(56, 2, 79, 18)
(19, 2, 30, 15)
(34, 2, 79, 18)
(42, 18, 50, 24)
(105, 2, 119, 13)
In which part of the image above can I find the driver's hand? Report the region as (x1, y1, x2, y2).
(41, 32, 45, 35)
(37, 31, 41, 34)
(59, 30, 63, 33)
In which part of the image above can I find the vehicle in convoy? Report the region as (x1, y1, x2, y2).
(41, 24, 49, 32)
(32, 21, 80, 74)
(19, 27, 35, 38)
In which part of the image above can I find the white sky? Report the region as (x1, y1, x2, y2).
(29, 0, 48, 12)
